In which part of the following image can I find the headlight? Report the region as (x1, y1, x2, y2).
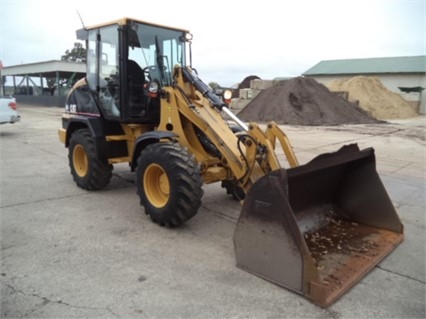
(222, 89, 233, 104)
(148, 82, 159, 98)
(149, 82, 158, 93)
(222, 89, 232, 100)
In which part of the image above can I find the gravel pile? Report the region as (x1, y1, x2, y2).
(237, 77, 382, 125)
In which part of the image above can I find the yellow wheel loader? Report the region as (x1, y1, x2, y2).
(58, 18, 403, 307)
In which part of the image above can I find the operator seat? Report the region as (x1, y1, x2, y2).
(127, 60, 146, 117)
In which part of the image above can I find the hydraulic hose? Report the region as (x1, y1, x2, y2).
(181, 67, 225, 110)
(181, 67, 248, 132)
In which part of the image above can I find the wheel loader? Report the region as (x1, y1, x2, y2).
(58, 17, 404, 307)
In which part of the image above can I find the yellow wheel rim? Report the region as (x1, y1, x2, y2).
(73, 144, 89, 177)
(143, 163, 170, 208)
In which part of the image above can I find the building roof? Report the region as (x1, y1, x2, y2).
(1, 60, 85, 78)
(303, 55, 426, 76)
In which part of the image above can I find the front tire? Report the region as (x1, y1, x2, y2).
(68, 128, 113, 190)
(136, 142, 203, 227)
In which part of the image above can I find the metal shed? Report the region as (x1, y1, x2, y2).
(0, 60, 85, 107)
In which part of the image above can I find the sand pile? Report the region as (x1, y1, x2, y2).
(237, 77, 381, 126)
(326, 76, 417, 120)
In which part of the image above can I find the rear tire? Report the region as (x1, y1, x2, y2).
(136, 142, 203, 227)
(68, 128, 113, 190)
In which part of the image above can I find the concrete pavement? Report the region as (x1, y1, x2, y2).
(1, 105, 425, 318)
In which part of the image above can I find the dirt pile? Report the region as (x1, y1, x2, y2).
(237, 77, 381, 126)
(326, 76, 418, 120)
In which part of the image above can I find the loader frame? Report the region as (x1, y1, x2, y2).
(58, 17, 403, 308)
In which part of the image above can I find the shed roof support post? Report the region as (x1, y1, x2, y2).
(26, 75, 29, 95)
(0, 73, 3, 96)
(56, 71, 60, 96)
(68, 72, 77, 88)
(40, 73, 44, 94)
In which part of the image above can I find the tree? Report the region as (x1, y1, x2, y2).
(61, 42, 86, 63)
(208, 82, 220, 89)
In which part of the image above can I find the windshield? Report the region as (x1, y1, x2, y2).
(83, 21, 189, 120)
(128, 22, 187, 87)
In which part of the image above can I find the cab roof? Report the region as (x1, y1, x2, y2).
(82, 17, 190, 33)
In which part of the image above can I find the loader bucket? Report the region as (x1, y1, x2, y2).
(233, 144, 403, 307)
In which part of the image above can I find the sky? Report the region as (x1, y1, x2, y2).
(0, 0, 425, 87)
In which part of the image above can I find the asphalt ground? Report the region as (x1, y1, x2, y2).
(1, 105, 425, 318)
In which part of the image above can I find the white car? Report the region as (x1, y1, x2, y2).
(0, 96, 21, 124)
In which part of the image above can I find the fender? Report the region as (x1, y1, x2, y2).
(131, 131, 178, 171)
(62, 115, 126, 163)
(61, 115, 106, 147)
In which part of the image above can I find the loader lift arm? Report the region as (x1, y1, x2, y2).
(163, 66, 300, 194)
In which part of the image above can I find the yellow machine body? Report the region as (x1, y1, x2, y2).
(58, 18, 403, 307)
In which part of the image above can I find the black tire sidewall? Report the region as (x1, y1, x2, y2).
(136, 142, 203, 226)
(69, 129, 91, 186)
(68, 128, 112, 190)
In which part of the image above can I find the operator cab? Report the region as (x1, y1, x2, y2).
(76, 18, 192, 123)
